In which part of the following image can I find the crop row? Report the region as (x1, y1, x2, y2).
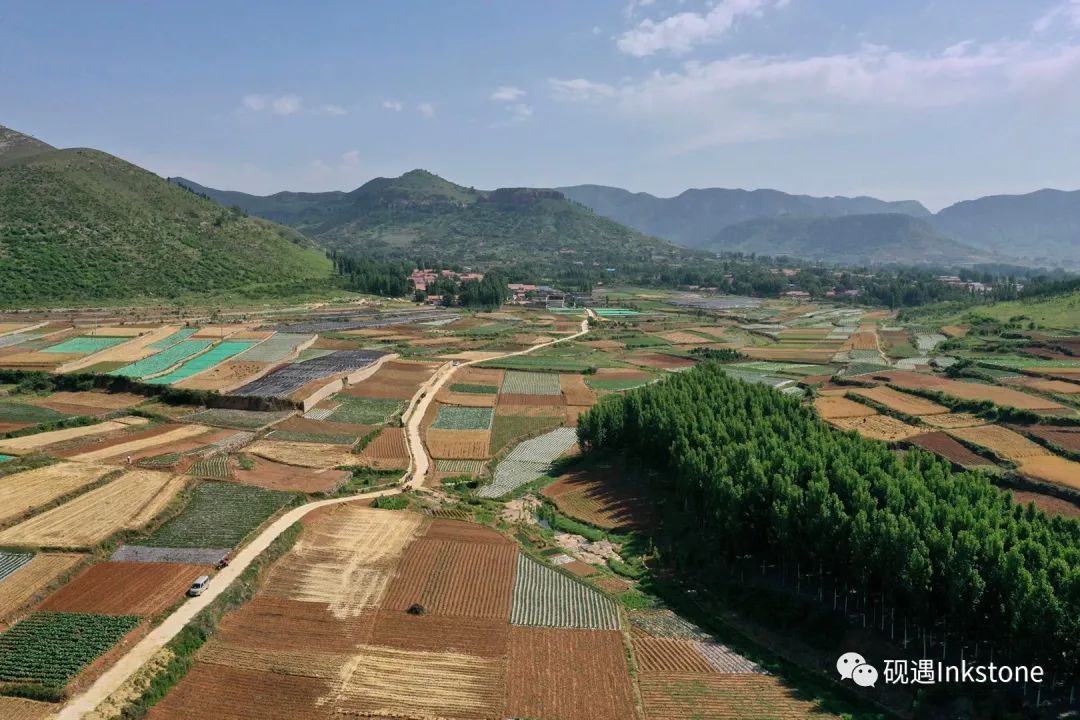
(142, 481, 294, 549)
(0, 611, 140, 687)
(510, 554, 619, 630)
(501, 370, 563, 395)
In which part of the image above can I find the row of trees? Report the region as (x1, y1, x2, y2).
(577, 364, 1079, 679)
(331, 254, 413, 297)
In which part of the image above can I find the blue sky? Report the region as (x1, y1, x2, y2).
(2, 0, 1079, 209)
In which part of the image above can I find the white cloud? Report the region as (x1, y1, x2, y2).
(381, 99, 403, 111)
(240, 94, 344, 116)
(340, 150, 361, 168)
(617, 0, 781, 57)
(555, 36, 1080, 149)
(1034, 0, 1080, 32)
(418, 101, 436, 117)
(491, 85, 526, 102)
(548, 77, 617, 102)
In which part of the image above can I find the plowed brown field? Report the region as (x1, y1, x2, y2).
(370, 611, 509, 656)
(813, 396, 877, 420)
(146, 663, 333, 720)
(634, 636, 715, 673)
(498, 393, 566, 406)
(38, 561, 206, 616)
(560, 373, 596, 405)
(1024, 425, 1080, 451)
(543, 464, 654, 531)
(232, 456, 347, 493)
(381, 537, 517, 619)
(426, 429, 491, 459)
(506, 627, 637, 720)
(358, 427, 409, 469)
(215, 597, 373, 653)
(909, 432, 996, 468)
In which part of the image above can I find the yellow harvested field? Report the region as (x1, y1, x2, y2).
(1017, 456, 1080, 490)
(0, 470, 182, 548)
(828, 415, 923, 442)
(928, 379, 1067, 412)
(264, 506, 423, 617)
(192, 325, 249, 338)
(330, 645, 506, 720)
(948, 426, 1049, 461)
(174, 361, 270, 391)
(229, 330, 276, 341)
(0, 461, 116, 524)
(436, 390, 498, 407)
(921, 413, 986, 429)
(0, 418, 143, 455)
(848, 386, 948, 415)
(247, 439, 358, 469)
(0, 322, 34, 335)
(426, 429, 492, 459)
(0, 351, 79, 367)
(0, 553, 84, 621)
(70, 423, 211, 462)
(658, 331, 710, 345)
(743, 347, 837, 363)
(1008, 378, 1080, 395)
(0, 696, 58, 720)
(813, 396, 878, 419)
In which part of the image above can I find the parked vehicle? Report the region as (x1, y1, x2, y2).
(187, 575, 210, 597)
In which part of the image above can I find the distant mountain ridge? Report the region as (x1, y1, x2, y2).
(558, 184, 1080, 266)
(173, 171, 706, 273)
(0, 123, 331, 307)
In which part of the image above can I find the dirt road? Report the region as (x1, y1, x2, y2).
(59, 313, 589, 719)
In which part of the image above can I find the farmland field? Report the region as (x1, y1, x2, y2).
(327, 396, 403, 424)
(638, 672, 837, 720)
(232, 333, 314, 362)
(848, 385, 949, 415)
(143, 340, 257, 385)
(501, 370, 563, 395)
(42, 336, 128, 354)
(431, 405, 494, 430)
(184, 408, 292, 430)
(109, 339, 214, 378)
(0, 462, 115, 524)
(481, 427, 578, 497)
(0, 554, 83, 621)
(142, 481, 294, 549)
(382, 534, 517, 619)
(69, 423, 211, 462)
(0, 470, 184, 548)
(543, 464, 654, 530)
(357, 427, 409, 468)
(246, 439, 357, 468)
(185, 455, 233, 479)
(0, 697, 55, 719)
(0, 551, 33, 581)
(827, 414, 923, 442)
(813, 396, 877, 419)
(0, 419, 132, 455)
(510, 554, 619, 629)
(909, 432, 997, 469)
(426, 429, 492, 459)
(506, 627, 637, 720)
(38, 561, 206, 616)
(0, 611, 140, 688)
(231, 350, 386, 398)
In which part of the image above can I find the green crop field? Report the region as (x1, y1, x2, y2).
(186, 455, 232, 480)
(489, 414, 563, 455)
(42, 336, 128, 354)
(449, 383, 498, 394)
(144, 340, 257, 385)
(0, 400, 70, 424)
(141, 481, 294, 549)
(0, 612, 140, 688)
(149, 327, 197, 350)
(328, 396, 403, 425)
(501, 370, 563, 395)
(109, 339, 213, 378)
(432, 405, 494, 430)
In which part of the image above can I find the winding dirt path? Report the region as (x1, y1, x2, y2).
(59, 313, 589, 718)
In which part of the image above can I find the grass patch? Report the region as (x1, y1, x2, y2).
(431, 405, 494, 430)
(586, 377, 654, 392)
(328, 396, 403, 425)
(0, 400, 69, 424)
(449, 383, 498, 394)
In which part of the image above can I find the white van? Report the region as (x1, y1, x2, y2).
(187, 575, 210, 597)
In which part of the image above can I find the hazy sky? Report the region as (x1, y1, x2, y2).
(3, 0, 1079, 209)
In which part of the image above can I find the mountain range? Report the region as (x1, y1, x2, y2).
(0, 124, 330, 306)
(557, 184, 1080, 267)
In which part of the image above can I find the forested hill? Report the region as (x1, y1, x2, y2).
(173, 171, 709, 277)
(0, 124, 55, 162)
(557, 183, 932, 248)
(706, 213, 987, 265)
(577, 364, 1080, 692)
(0, 126, 332, 307)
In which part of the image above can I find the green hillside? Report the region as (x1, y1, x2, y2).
(0, 135, 332, 307)
(176, 170, 709, 275)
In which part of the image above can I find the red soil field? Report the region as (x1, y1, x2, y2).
(562, 560, 597, 577)
(0, 422, 30, 434)
(908, 432, 997, 469)
(146, 662, 333, 720)
(51, 423, 186, 458)
(369, 611, 509, 657)
(1021, 424, 1080, 452)
(39, 561, 207, 616)
(423, 519, 511, 545)
(215, 597, 374, 653)
(343, 360, 438, 400)
(543, 463, 655, 531)
(381, 537, 517, 619)
(1009, 490, 1080, 519)
(233, 456, 348, 493)
(634, 636, 715, 673)
(359, 427, 408, 462)
(594, 575, 633, 593)
(626, 352, 697, 370)
(506, 627, 637, 720)
(560, 374, 597, 406)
